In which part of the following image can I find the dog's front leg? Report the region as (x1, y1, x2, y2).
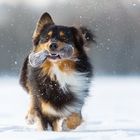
(25, 94, 37, 125)
(25, 94, 48, 131)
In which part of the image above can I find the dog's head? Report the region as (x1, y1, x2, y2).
(32, 12, 94, 61)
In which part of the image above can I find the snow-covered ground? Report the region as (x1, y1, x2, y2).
(0, 76, 140, 140)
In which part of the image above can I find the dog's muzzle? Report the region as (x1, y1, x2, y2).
(29, 44, 74, 68)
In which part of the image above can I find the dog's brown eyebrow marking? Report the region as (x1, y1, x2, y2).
(48, 31, 53, 36)
(60, 31, 65, 37)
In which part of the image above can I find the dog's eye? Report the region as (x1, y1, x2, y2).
(60, 36, 68, 41)
(39, 36, 50, 44)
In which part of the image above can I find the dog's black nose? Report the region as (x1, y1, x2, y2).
(49, 43, 58, 51)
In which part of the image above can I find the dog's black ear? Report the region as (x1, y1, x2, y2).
(32, 12, 54, 46)
(70, 26, 96, 49)
(79, 26, 96, 46)
(70, 27, 84, 48)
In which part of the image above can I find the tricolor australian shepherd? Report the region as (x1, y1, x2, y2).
(20, 12, 95, 131)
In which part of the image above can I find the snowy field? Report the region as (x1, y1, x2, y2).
(0, 76, 140, 140)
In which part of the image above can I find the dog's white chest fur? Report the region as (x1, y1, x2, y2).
(47, 63, 90, 116)
(51, 63, 88, 91)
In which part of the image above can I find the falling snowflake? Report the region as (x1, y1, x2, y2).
(132, 3, 136, 7)
(14, 61, 17, 65)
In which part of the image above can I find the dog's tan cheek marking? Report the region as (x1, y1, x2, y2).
(65, 112, 82, 129)
(34, 42, 50, 53)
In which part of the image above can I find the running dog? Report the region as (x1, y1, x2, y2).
(20, 12, 94, 131)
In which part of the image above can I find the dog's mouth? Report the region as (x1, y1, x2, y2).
(48, 52, 61, 60)
(29, 45, 75, 67)
(48, 45, 74, 60)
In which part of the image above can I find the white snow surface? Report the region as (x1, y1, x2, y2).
(0, 76, 140, 140)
